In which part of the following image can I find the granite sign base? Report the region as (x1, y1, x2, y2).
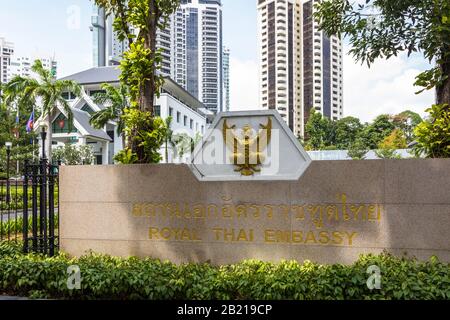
(60, 159, 450, 265)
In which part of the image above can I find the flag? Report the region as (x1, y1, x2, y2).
(26, 111, 34, 133)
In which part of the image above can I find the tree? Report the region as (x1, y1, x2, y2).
(94, 0, 180, 163)
(90, 83, 129, 149)
(53, 144, 95, 165)
(0, 98, 39, 176)
(375, 129, 407, 159)
(305, 108, 336, 150)
(392, 110, 423, 144)
(161, 117, 176, 163)
(1, 60, 81, 162)
(172, 132, 202, 162)
(334, 116, 364, 149)
(114, 108, 166, 164)
(413, 104, 450, 158)
(360, 114, 395, 149)
(348, 138, 369, 160)
(314, 0, 450, 106)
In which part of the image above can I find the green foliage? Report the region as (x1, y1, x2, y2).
(53, 145, 94, 165)
(375, 149, 402, 159)
(0, 241, 448, 300)
(114, 149, 138, 165)
(1, 60, 81, 162)
(393, 110, 423, 143)
(172, 132, 202, 161)
(348, 138, 369, 160)
(0, 215, 59, 238)
(119, 39, 164, 108)
(93, 0, 180, 162)
(305, 109, 335, 150)
(90, 83, 129, 148)
(334, 116, 364, 150)
(120, 108, 166, 164)
(360, 115, 396, 149)
(314, 0, 450, 105)
(413, 104, 450, 158)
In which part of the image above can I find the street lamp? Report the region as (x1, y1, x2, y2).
(5, 141, 12, 204)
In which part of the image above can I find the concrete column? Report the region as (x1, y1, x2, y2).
(102, 140, 110, 165)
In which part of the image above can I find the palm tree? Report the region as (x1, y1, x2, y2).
(161, 117, 176, 163)
(172, 132, 202, 162)
(2, 60, 81, 162)
(90, 83, 129, 149)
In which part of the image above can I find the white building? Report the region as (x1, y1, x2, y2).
(0, 37, 14, 84)
(91, 0, 225, 114)
(171, 0, 224, 113)
(257, 0, 343, 138)
(9, 56, 57, 79)
(222, 47, 230, 111)
(91, 5, 172, 77)
(35, 66, 208, 164)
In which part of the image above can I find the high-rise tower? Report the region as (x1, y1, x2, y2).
(257, 0, 343, 138)
(91, 1, 224, 113)
(222, 47, 230, 111)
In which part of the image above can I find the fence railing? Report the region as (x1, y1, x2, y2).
(0, 159, 60, 256)
(0, 178, 22, 242)
(23, 159, 60, 256)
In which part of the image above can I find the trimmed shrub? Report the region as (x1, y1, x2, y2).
(0, 241, 448, 300)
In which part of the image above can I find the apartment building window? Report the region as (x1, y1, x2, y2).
(177, 112, 181, 123)
(184, 115, 188, 126)
(169, 107, 173, 117)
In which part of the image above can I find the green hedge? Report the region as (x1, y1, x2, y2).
(0, 241, 449, 300)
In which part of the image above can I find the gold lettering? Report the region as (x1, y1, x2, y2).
(264, 205, 274, 219)
(319, 231, 330, 244)
(367, 205, 377, 221)
(193, 204, 206, 219)
(308, 205, 324, 229)
(341, 194, 351, 221)
(292, 231, 303, 243)
(326, 205, 339, 221)
(132, 204, 143, 216)
(350, 205, 365, 221)
(149, 227, 159, 239)
(332, 231, 343, 245)
(264, 230, 276, 243)
(344, 232, 358, 246)
(305, 231, 317, 244)
(235, 205, 247, 219)
(291, 205, 305, 221)
(249, 205, 261, 219)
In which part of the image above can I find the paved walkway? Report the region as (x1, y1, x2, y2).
(0, 296, 29, 300)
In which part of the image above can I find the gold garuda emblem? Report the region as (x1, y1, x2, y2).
(223, 118, 272, 176)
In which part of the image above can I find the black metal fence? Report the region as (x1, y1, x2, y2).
(0, 159, 59, 256)
(0, 178, 22, 242)
(22, 159, 60, 256)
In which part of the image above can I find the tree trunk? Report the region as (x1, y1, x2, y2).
(165, 140, 169, 164)
(139, 0, 158, 115)
(437, 61, 450, 106)
(46, 114, 53, 163)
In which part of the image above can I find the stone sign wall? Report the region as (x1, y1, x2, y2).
(60, 159, 450, 264)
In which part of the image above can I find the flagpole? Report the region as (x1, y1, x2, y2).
(16, 106, 19, 177)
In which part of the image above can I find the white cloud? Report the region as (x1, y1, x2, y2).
(229, 57, 260, 111)
(228, 48, 435, 122)
(343, 51, 435, 123)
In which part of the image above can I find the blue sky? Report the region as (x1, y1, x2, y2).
(0, 0, 434, 122)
